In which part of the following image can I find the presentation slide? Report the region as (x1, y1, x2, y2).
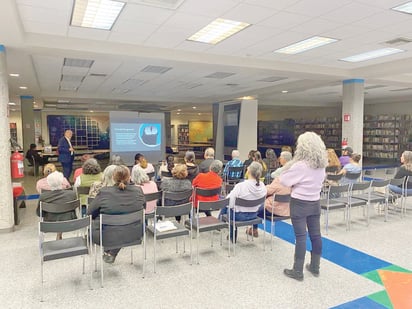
(110, 111, 165, 166)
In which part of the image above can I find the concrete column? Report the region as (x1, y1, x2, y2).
(20, 95, 35, 152)
(0, 45, 15, 232)
(342, 79, 364, 163)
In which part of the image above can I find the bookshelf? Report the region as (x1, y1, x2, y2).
(177, 124, 189, 145)
(258, 119, 295, 147)
(295, 117, 341, 149)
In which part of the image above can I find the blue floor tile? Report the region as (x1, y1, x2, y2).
(330, 296, 387, 309)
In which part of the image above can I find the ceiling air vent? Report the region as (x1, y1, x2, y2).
(141, 65, 172, 74)
(384, 37, 412, 46)
(63, 58, 94, 68)
(204, 72, 235, 79)
(89, 73, 107, 77)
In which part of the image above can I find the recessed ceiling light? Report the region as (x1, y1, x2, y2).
(90, 110, 94, 113)
(282, 90, 288, 93)
(192, 106, 196, 109)
(198, 113, 201, 116)
(9, 73, 19, 77)
(177, 109, 181, 112)
(392, 1, 412, 14)
(177, 112, 180, 115)
(11, 109, 16, 112)
(187, 18, 250, 45)
(71, 0, 126, 30)
(274, 36, 338, 54)
(8, 102, 16, 105)
(340, 48, 404, 62)
(19, 86, 28, 89)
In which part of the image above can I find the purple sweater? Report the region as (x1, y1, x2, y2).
(280, 161, 325, 201)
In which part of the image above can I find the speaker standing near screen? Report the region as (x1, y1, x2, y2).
(58, 129, 75, 181)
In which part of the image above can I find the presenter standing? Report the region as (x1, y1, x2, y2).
(58, 129, 75, 181)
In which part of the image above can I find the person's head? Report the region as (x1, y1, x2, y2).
(135, 153, 148, 168)
(113, 165, 130, 190)
(166, 154, 175, 172)
(209, 160, 223, 174)
(279, 151, 292, 166)
(293, 132, 328, 169)
(109, 154, 124, 165)
(350, 153, 362, 163)
(265, 148, 277, 160)
(43, 163, 56, 177)
(101, 165, 117, 187)
(247, 161, 263, 186)
(204, 147, 215, 159)
(184, 151, 196, 164)
(342, 146, 353, 156)
(401, 151, 412, 171)
(281, 145, 293, 153)
(172, 164, 188, 179)
(64, 129, 73, 139)
(327, 148, 340, 167)
(82, 158, 101, 175)
(80, 154, 91, 163)
(231, 150, 240, 159)
(253, 151, 263, 163)
(29, 143, 37, 150)
(131, 165, 149, 185)
(248, 150, 256, 159)
(46, 171, 65, 191)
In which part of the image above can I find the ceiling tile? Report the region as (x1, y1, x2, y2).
(120, 3, 174, 24)
(258, 11, 312, 29)
(68, 27, 111, 41)
(285, 0, 353, 17)
(221, 3, 278, 24)
(178, 0, 239, 18)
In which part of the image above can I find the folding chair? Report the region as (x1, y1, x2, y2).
(363, 169, 378, 181)
(349, 182, 371, 228)
(144, 190, 162, 220)
(320, 184, 350, 234)
(344, 172, 361, 183)
(388, 177, 406, 217)
(97, 210, 145, 287)
(161, 171, 173, 178)
(384, 168, 397, 179)
(225, 166, 244, 184)
(76, 186, 91, 217)
(192, 187, 222, 217)
(39, 216, 92, 301)
(222, 196, 266, 256)
(146, 172, 155, 180)
(263, 194, 291, 251)
(189, 198, 229, 264)
(147, 202, 193, 273)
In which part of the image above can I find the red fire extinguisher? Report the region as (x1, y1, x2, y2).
(341, 138, 348, 148)
(11, 151, 24, 178)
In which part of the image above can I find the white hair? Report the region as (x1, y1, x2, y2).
(46, 171, 65, 190)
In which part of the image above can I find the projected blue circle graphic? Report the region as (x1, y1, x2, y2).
(139, 123, 161, 147)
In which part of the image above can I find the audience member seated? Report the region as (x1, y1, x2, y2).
(131, 165, 159, 214)
(339, 146, 353, 167)
(326, 148, 341, 174)
(73, 154, 92, 183)
(88, 165, 146, 264)
(248, 176, 291, 237)
(158, 154, 175, 179)
(74, 158, 103, 206)
(37, 171, 77, 240)
(338, 153, 362, 184)
(389, 150, 412, 195)
(36, 163, 71, 193)
(161, 164, 192, 222)
(245, 151, 267, 179)
(134, 153, 155, 174)
(109, 154, 124, 165)
(184, 151, 199, 182)
(243, 150, 256, 169)
(89, 165, 117, 198)
(198, 147, 215, 173)
(263, 148, 279, 171)
(271, 151, 292, 179)
(223, 149, 243, 180)
(192, 160, 223, 216)
(281, 145, 293, 154)
(25, 143, 48, 174)
(219, 162, 267, 242)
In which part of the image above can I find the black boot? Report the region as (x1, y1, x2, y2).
(306, 252, 321, 277)
(284, 257, 304, 281)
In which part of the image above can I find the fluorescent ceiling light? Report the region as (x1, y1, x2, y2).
(9, 73, 19, 77)
(8, 102, 16, 105)
(187, 18, 250, 45)
(340, 48, 404, 62)
(274, 36, 338, 54)
(392, 2, 412, 14)
(19, 86, 27, 89)
(71, 0, 125, 30)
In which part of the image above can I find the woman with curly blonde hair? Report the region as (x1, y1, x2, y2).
(326, 148, 341, 174)
(280, 132, 327, 281)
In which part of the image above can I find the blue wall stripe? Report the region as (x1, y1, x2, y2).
(0, 45, 5, 52)
(20, 95, 34, 99)
(343, 79, 364, 84)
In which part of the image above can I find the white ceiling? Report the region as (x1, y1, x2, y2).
(2, 0, 412, 116)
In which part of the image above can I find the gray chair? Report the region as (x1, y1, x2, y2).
(39, 216, 92, 301)
(362, 169, 378, 181)
(146, 171, 155, 179)
(344, 172, 362, 182)
(349, 182, 371, 228)
(222, 196, 266, 256)
(188, 197, 229, 264)
(320, 184, 350, 234)
(225, 166, 244, 184)
(384, 168, 397, 179)
(97, 210, 145, 287)
(147, 202, 193, 273)
(263, 194, 291, 251)
(388, 177, 406, 217)
(193, 187, 222, 217)
(144, 190, 162, 219)
(161, 171, 173, 178)
(75, 186, 91, 216)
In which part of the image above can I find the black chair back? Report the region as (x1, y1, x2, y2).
(198, 198, 230, 212)
(156, 202, 192, 218)
(327, 174, 343, 181)
(40, 215, 90, 233)
(40, 199, 80, 214)
(274, 194, 291, 203)
(161, 171, 173, 178)
(235, 196, 266, 208)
